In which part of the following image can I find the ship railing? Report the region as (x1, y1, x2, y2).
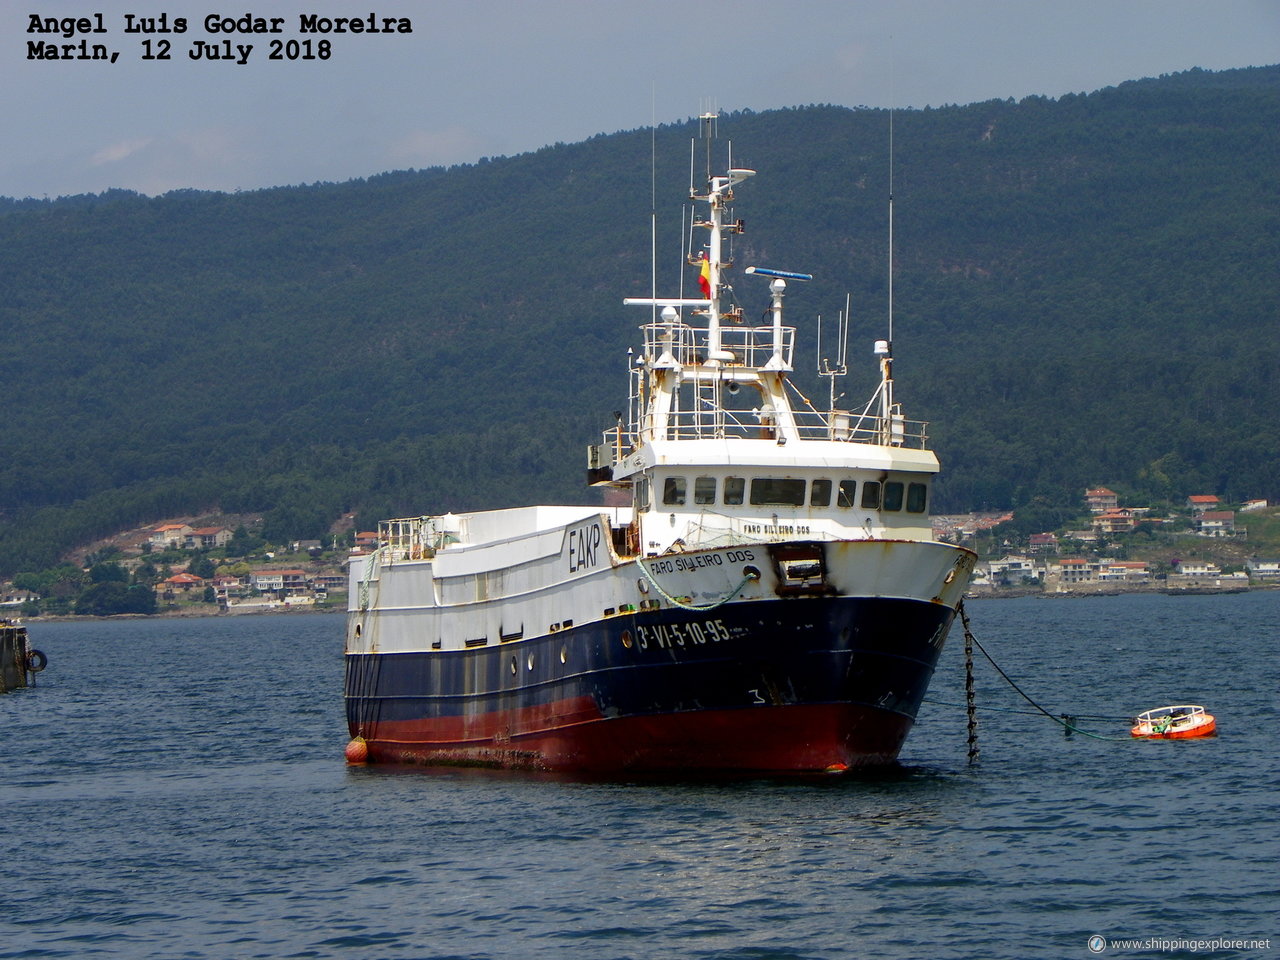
(794, 408, 930, 446)
(641, 321, 795, 369)
(617, 408, 929, 447)
(377, 516, 443, 561)
(1135, 705, 1207, 723)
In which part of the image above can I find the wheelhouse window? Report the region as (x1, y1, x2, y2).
(907, 482, 928, 513)
(694, 476, 717, 505)
(750, 478, 806, 506)
(635, 478, 651, 511)
(860, 480, 881, 509)
(663, 476, 686, 506)
(810, 478, 832, 507)
(724, 477, 745, 505)
(837, 480, 857, 508)
(883, 481, 904, 512)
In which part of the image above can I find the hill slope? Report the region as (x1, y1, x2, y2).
(0, 65, 1276, 573)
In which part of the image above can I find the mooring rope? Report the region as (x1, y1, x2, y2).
(956, 601, 1135, 743)
(923, 697, 1129, 723)
(636, 559, 755, 612)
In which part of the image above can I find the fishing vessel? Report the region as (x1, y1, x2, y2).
(344, 115, 976, 774)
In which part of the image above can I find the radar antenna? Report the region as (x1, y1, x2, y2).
(818, 293, 851, 412)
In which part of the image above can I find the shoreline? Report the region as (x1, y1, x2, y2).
(21, 604, 346, 624)
(17, 581, 1279, 624)
(968, 581, 1276, 600)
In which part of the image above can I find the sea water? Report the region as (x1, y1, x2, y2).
(2, 593, 1276, 959)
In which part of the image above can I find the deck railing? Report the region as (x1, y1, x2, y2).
(376, 516, 445, 560)
(641, 321, 797, 370)
(627, 319, 929, 450)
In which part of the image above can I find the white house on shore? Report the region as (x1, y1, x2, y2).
(1245, 559, 1280, 580)
(1174, 560, 1221, 577)
(1196, 511, 1237, 537)
(1186, 495, 1221, 514)
(149, 523, 193, 550)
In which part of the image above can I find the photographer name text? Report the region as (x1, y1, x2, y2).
(27, 12, 413, 64)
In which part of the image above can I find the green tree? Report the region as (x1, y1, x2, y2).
(188, 554, 216, 579)
(74, 582, 157, 615)
(227, 526, 265, 556)
(89, 561, 128, 583)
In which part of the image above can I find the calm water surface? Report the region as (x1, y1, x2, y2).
(2, 594, 1276, 959)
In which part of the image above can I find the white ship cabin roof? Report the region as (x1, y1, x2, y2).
(376, 505, 634, 576)
(443, 505, 618, 545)
(638, 437, 939, 472)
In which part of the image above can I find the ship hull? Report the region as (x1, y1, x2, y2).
(345, 594, 956, 774)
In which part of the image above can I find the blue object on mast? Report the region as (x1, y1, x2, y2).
(744, 266, 813, 282)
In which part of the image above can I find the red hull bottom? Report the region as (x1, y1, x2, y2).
(363, 703, 914, 774)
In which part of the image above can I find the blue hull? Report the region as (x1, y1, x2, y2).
(345, 595, 957, 773)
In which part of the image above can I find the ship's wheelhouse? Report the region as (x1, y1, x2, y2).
(632, 463, 934, 554)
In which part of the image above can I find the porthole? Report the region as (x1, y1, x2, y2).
(637, 578, 649, 594)
(621, 630, 634, 649)
(510, 656, 517, 676)
(526, 653, 535, 671)
(559, 645, 568, 664)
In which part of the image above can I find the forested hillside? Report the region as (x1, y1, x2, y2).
(0, 65, 1276, 574)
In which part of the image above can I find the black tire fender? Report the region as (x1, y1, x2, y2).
(26, 649, 47, 672)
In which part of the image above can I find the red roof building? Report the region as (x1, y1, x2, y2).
(161, 572, 206, 594)
(1085, 488, 1118, 514)
(1029, 532, 1059, 554)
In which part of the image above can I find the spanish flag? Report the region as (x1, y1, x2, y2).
(698, 254, 711, 298)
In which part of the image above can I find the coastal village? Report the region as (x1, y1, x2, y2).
(943, 488, 1279, 594)
(2, 488, 1278, 617)
(0, 517, 362, 617)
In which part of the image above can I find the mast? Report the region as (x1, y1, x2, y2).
(592, 110, 932, 495)
(690, 111, 752, 360)
(882, 104, 896, 432)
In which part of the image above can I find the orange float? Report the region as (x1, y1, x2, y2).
(1130, 705, 1216, 739)
(344, 736, 369, 764)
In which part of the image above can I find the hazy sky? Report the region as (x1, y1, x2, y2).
(4, 0, 1277, 199)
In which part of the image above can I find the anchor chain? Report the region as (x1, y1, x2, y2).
(959, 602, 979, 764)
